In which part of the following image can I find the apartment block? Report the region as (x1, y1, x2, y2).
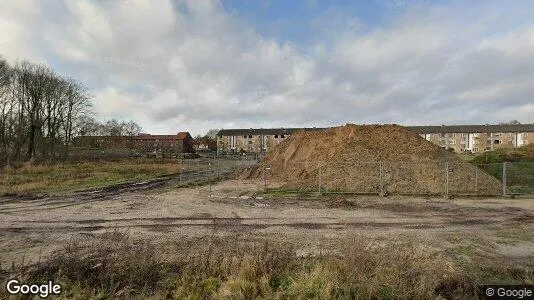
(409, 124, 534, 153)
(217, 124, 534, 155)
(216, 128, 324, 155)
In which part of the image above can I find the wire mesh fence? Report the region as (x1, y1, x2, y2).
(506, 162, 534, 195)
(258, 161, 534, 197)
(175, 157, 533, 198)
(175, 156, 258, 187)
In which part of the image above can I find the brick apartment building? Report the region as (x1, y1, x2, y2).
(73, 132, 194, 153)
(217, 124, 534, 155)
(410, 124, 534, 153)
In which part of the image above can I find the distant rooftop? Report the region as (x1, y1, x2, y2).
(408, 124, 534, 134)
(217, 127, 326, 136)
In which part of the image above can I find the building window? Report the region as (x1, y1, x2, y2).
(281, 135, 285, 138)
(230, 136, 236, 149)
(274, 135, 278, 138)
(243, 135, 247, 138)
(248, 135, 252, 138)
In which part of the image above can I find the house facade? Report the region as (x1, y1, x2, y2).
(192, 136, 217, 153)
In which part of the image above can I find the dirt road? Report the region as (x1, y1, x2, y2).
(1, 178, 533, 269)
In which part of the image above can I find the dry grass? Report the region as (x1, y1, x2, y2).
(0, 233, 483, 299)
(0, 160, 181, 194)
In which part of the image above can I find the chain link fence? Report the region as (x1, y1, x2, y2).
(259, 161, 534, 197)
(477, 162, 534, 196)
(175, 156, 258, 187)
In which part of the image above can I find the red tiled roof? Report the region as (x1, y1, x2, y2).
(132, 132, 191, 141)
(74, 132, 192, 141)
(176, 132, 191, 140)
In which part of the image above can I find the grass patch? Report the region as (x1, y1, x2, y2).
(0, 160, 182, 194)
(457, 153, 477, 162)
(495, 226, 533, 244)
(0, 233, 495, 299)
(471, 146, 534, 195)
(263, 188, 315, 197)
(263, 188, 369, 198)
(470, 144, 534, 164)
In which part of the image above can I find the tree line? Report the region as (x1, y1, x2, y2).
(76, 116, 142, 138)
(0, 56, 142, 166)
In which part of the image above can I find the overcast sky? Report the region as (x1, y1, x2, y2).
(2, 0, 534, 135)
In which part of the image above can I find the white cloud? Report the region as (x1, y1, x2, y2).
(1, 0, 534, 135)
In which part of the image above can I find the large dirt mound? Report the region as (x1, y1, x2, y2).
(245, 124, 501, 195)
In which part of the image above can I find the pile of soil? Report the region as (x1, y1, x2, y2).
(244, 124, 501, 195)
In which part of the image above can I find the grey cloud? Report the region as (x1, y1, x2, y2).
(2, 0, 534, 135)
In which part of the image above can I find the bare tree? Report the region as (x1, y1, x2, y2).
(0, 57, 14, 165)
(104, 119, 123, 136)
(15, 62, 58, 161)
(205, 129, 219, 139)
(123, 120, 142, 137)
(0, 57, 93, 166)
(61, 78, 92, 159)
(75, 115, 101, 137)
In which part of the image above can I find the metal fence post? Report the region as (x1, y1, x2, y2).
(261, 168, 267, 193)
(263, 167, 270, 192)
(502, 162, 507, 197)
(446, 162, 450, 198)
(475, 165, 478, 196)
(209, 162, 212, 197)
(318, 164, 322, 196)
(379, 160, 384, 196)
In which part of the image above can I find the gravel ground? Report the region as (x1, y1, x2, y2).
(1, 178, 533, 270)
